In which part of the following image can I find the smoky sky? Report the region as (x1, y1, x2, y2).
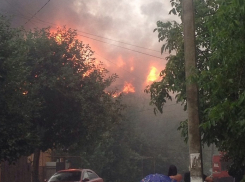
(0, 0, 180, 94)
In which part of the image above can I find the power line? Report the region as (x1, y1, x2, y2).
(20, 13, 161, 53)
(3, 0, 28, 18)
(0, 10, 164, 89)
(29, 19, 163, 58)
(2, 7, 165, 59)
(0, 6, 168, 93)
(76, 30, 160, 53)
(18, 14, 166, 60)
(0, 9, 38, 27)
(79, 34, 165, 60)
(24, 0, 51, 26)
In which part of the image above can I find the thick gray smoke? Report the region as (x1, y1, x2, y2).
(0, 0, 179, 93)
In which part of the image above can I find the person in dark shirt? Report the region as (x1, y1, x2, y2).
(168, 165, 183, 182)
(228, 168, 245, 182)
(184, 171, 213, 182)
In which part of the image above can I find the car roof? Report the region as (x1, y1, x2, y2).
(56, 169, 96, 173)
(57, 169, 83, 172)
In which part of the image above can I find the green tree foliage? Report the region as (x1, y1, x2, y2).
(145, 0, 245, 170)
(0, 15, 123, 166)
(0, 15, 32, 162)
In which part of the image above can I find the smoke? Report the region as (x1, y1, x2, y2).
(0, 0, 179, 94)
(1, 1, 193, 171)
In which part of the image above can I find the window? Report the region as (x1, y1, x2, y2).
(88, 171, 99, 180)
(49, 171, 81, 181)
(83, 171, 89, 180)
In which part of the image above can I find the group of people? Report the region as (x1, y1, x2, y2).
(168, 164, 213, 182)
(140, 164, 213, 182)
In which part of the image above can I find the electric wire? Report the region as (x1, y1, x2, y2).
(0, 1, 189, 130)
(23, 0, 51, 25)
(0, 9, 163, 90)
(76, 30, 160, 53)
(0, 2, 169, 101)
(79, 34, 165, 60)
(3, 0, 29, 18)
(24, 17, 164, 59)
(5, 7, 160, 54)
(0, 4, 165, 60)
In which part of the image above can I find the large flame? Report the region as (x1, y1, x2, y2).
(122, 82, 135, 93)
(147, 66, 159, 82)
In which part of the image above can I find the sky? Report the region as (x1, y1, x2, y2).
(0, 0, 180, 95)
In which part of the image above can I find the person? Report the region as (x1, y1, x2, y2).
(183, 171, 213, 182)
(168, 165, 183, 182)
(228, 167, 245, 182)
(140, 173, 177, 182)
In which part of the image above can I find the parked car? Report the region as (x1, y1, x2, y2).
(46, 169, 103, 182)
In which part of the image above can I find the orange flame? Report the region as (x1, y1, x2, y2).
(122, 82, 135, 93)
(111, 92, 121, 98)
(55, 33, 62, 44)
(147, 66, 159, 82)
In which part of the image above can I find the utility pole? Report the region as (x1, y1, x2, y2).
(182, 0, 203, 182)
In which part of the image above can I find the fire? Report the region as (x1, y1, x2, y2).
(147, 66, 159, 82)
(55, 33, 62, 44)
(122, 82, 135, 93)
(111, 92, 121, 98)
(83, 69, 93, 77)
(22, 91, 28, 95)
(105, 82, 135, 98)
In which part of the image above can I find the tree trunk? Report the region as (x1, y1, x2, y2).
(32, 148, 40, 182)
(182, 0, 203, 182)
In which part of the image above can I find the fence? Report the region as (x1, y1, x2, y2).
(1, 156, 31, 182)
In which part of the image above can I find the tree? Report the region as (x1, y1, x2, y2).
(0, 16, 124, 182)
(0, 15, 33, 162)
(145, 0, 245, 170)
(197, 0, 245, 171)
